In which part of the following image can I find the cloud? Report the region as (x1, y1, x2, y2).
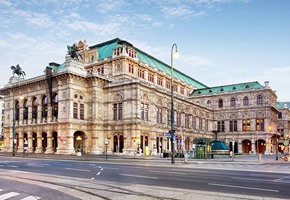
(97, 0, 126, 14)
(181, 54, 212, 67)
(162, 5, 206, 19)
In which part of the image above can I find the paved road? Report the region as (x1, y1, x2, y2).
(0, 154, 289, 199)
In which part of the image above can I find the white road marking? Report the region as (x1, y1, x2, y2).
(97, 172, 101, 176)
(7, 165, 18, 168)
(274, 176, 290, 183)
(22, 196, 41, 200)
(104, 167, 119, 170)
(0, 192, 20, 199)
(120, 174, 159, 180)
(231, 177, 273, 182)
(148, 170, 187, 175)
(208, 183, 279, 193)
(65, 168, 91, 172)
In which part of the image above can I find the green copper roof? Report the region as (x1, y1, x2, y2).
(211, 140, 229, 151)
(191, 81, 264, 96)
(277, 101, 290, 109)
(91, 39, 119, 60)
(90, 38, 207, 89)
(136, 49, 207, 89)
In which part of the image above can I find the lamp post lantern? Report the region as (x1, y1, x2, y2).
(170, 43, 179, 164)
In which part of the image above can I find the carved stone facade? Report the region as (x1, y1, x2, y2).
(0, 38, 287, 155)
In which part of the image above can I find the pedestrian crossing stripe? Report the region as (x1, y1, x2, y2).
(0, 190, 41, 200)
(0, 192, 20, 199)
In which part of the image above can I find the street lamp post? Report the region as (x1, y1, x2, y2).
(276, 136, 278, 160)
(170, 43, 179, 164)
(104, 139, 108, 161)
(12, 88, 15, 156)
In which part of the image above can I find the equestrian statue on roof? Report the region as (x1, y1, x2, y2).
(11, 64, 26, 78)
(67, 43, 83, 61)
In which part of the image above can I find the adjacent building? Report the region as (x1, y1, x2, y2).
(0, 38, 288, 156)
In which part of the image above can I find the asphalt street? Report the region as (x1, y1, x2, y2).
(0, 153, 289, 199)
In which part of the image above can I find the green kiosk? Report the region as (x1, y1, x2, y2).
(194, 138, 213, 159)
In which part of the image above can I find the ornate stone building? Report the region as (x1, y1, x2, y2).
(0, 38, 288, 155)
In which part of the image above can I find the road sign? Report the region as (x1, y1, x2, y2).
(162, 132, 171, 137)
(172, 134, 176, 141)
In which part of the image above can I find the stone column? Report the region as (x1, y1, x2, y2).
(45, 131, 54, 154)
(47, 106, 52, 123)
(28, 105, 32, 124)
(251, 138, 256, 154)
(37, 103, 42, 124)
(18, 136, 24, 152)
(35, 134, 43, 153)
(28, 132, 33, 153)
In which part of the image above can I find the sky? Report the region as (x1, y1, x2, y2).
(0, 0, 289, 100)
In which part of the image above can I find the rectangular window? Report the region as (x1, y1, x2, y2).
(118, 103, 123, 120)
(242, 119, 251, 131)
(173, 84, 178, 92)
(157, 77, 162, 86)
(113, 103, 123, 120)
(148, 73, 154, 82)
(256, 119, 264, 131)
(166, 80, 171, 89)
(73, 102, 78, 119)
(180, 87, 184, 95)
(129, 64, 134, 74)
(199, 118, 203, 130)
(80, 104, 84, 120)
(167, 110, 171, 125)
(177, 112, 181, 127)
(192, 116, 196, 129)
(205, 119, 208, 131)
(217, 121, 225, 132)
(229, 120, 237, 132)
(156, 107, 162, 124)
(138, 69, 144, 79)
(185, 114, 190, 128)
(141, 103, 148, 121)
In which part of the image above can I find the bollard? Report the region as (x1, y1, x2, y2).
(258, 153, 262, 162)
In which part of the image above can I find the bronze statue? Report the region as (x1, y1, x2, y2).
(11, 64, 26, 78)
(67, 44, 83, 61)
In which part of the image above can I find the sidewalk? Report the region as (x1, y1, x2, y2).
(0, 151, 288, 164)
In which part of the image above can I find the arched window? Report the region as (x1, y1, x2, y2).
(206, 100, 212, 107)
(52, 94, 58, 118)
(243, 96, 249, 106)
(15, 100, 20, 121)
(32, 97, 38, 120)
(73, 93, 85, 120)
(230, 98, 236, 107)
(42, 96, 48, 119)
(23, 99, 28, 120)
(257, 95, 263, 105)
(218, 99, 223, 108)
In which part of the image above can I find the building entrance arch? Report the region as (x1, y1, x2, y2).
(52, 132, 58, 152)
(255, 139, 266, 154)
(42, 132, 47, 152)
(229, 141, 238, 153)
(242, 139, 252, 153)
(32, 132, 37, 152)
(113, 135, 124, 153)
(74, 131, 85, 153)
